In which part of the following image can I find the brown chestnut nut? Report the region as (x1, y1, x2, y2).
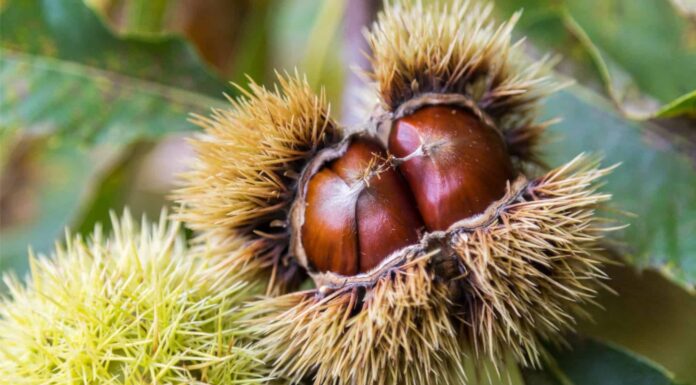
(389, 106, 515, 231)
(302, 138, 424, 275)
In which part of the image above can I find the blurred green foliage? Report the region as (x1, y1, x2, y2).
(496, 0, 696, 117)
(541, 88, 696, 290)
(0, 0, 227, 100)
(1, 0, 695, 384)
(491, 0, 696, 291)
(578, 264, 696, 383)
(522, 337, 679, 385)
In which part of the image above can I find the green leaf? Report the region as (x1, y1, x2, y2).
(496, 0, 696, 119)
(656, 90, 696, 119)
(564, 0, 696, 103)
(0, 0, 229, 144)
(522, 338, 678, 385)
(542, 86, 696, 290)
(1, 50, 224, 143)
(0, 0, 227, 99)
(577, 264, 696, 383)
(300, 0, 346, 91)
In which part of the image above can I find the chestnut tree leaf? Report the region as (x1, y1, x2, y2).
(0, 0, 228, 100)
(576, 264, 696, 383)
(522, 338, 678, 385)
(0, 0, 229, 145)
(0, 50, 226, 143)
(495, 0, 696, 120)
(656, 90, 696, 119)
(542, 86, 696, 291)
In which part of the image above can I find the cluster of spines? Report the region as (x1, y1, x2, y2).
(451, 155, 615, 367)
(0, 212, 267, 384)
(174, 73, 340, 292)
(244, 156, 614, 384)
(246, 252, 467, 385)
(366, 0, 562, 165)
(175, 73, 338, 247)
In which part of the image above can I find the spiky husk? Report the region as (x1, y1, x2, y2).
(169, 2, 615, 384)
(450, 155, 614, 368)
(247, 251, 467, 385)
(244, 156, 613, 385)
(366, 0, 561, 165)
(198, 235, 308, 296)
(0, 212, 268, 384)
(174, 73, 339, 291)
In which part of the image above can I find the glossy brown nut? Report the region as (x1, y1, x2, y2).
(389, 105, 515, 231)
(302, 168, 360, 275)
(302, 138, 423, 275)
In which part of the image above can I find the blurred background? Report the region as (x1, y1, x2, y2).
(1, 0, 695, 383)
